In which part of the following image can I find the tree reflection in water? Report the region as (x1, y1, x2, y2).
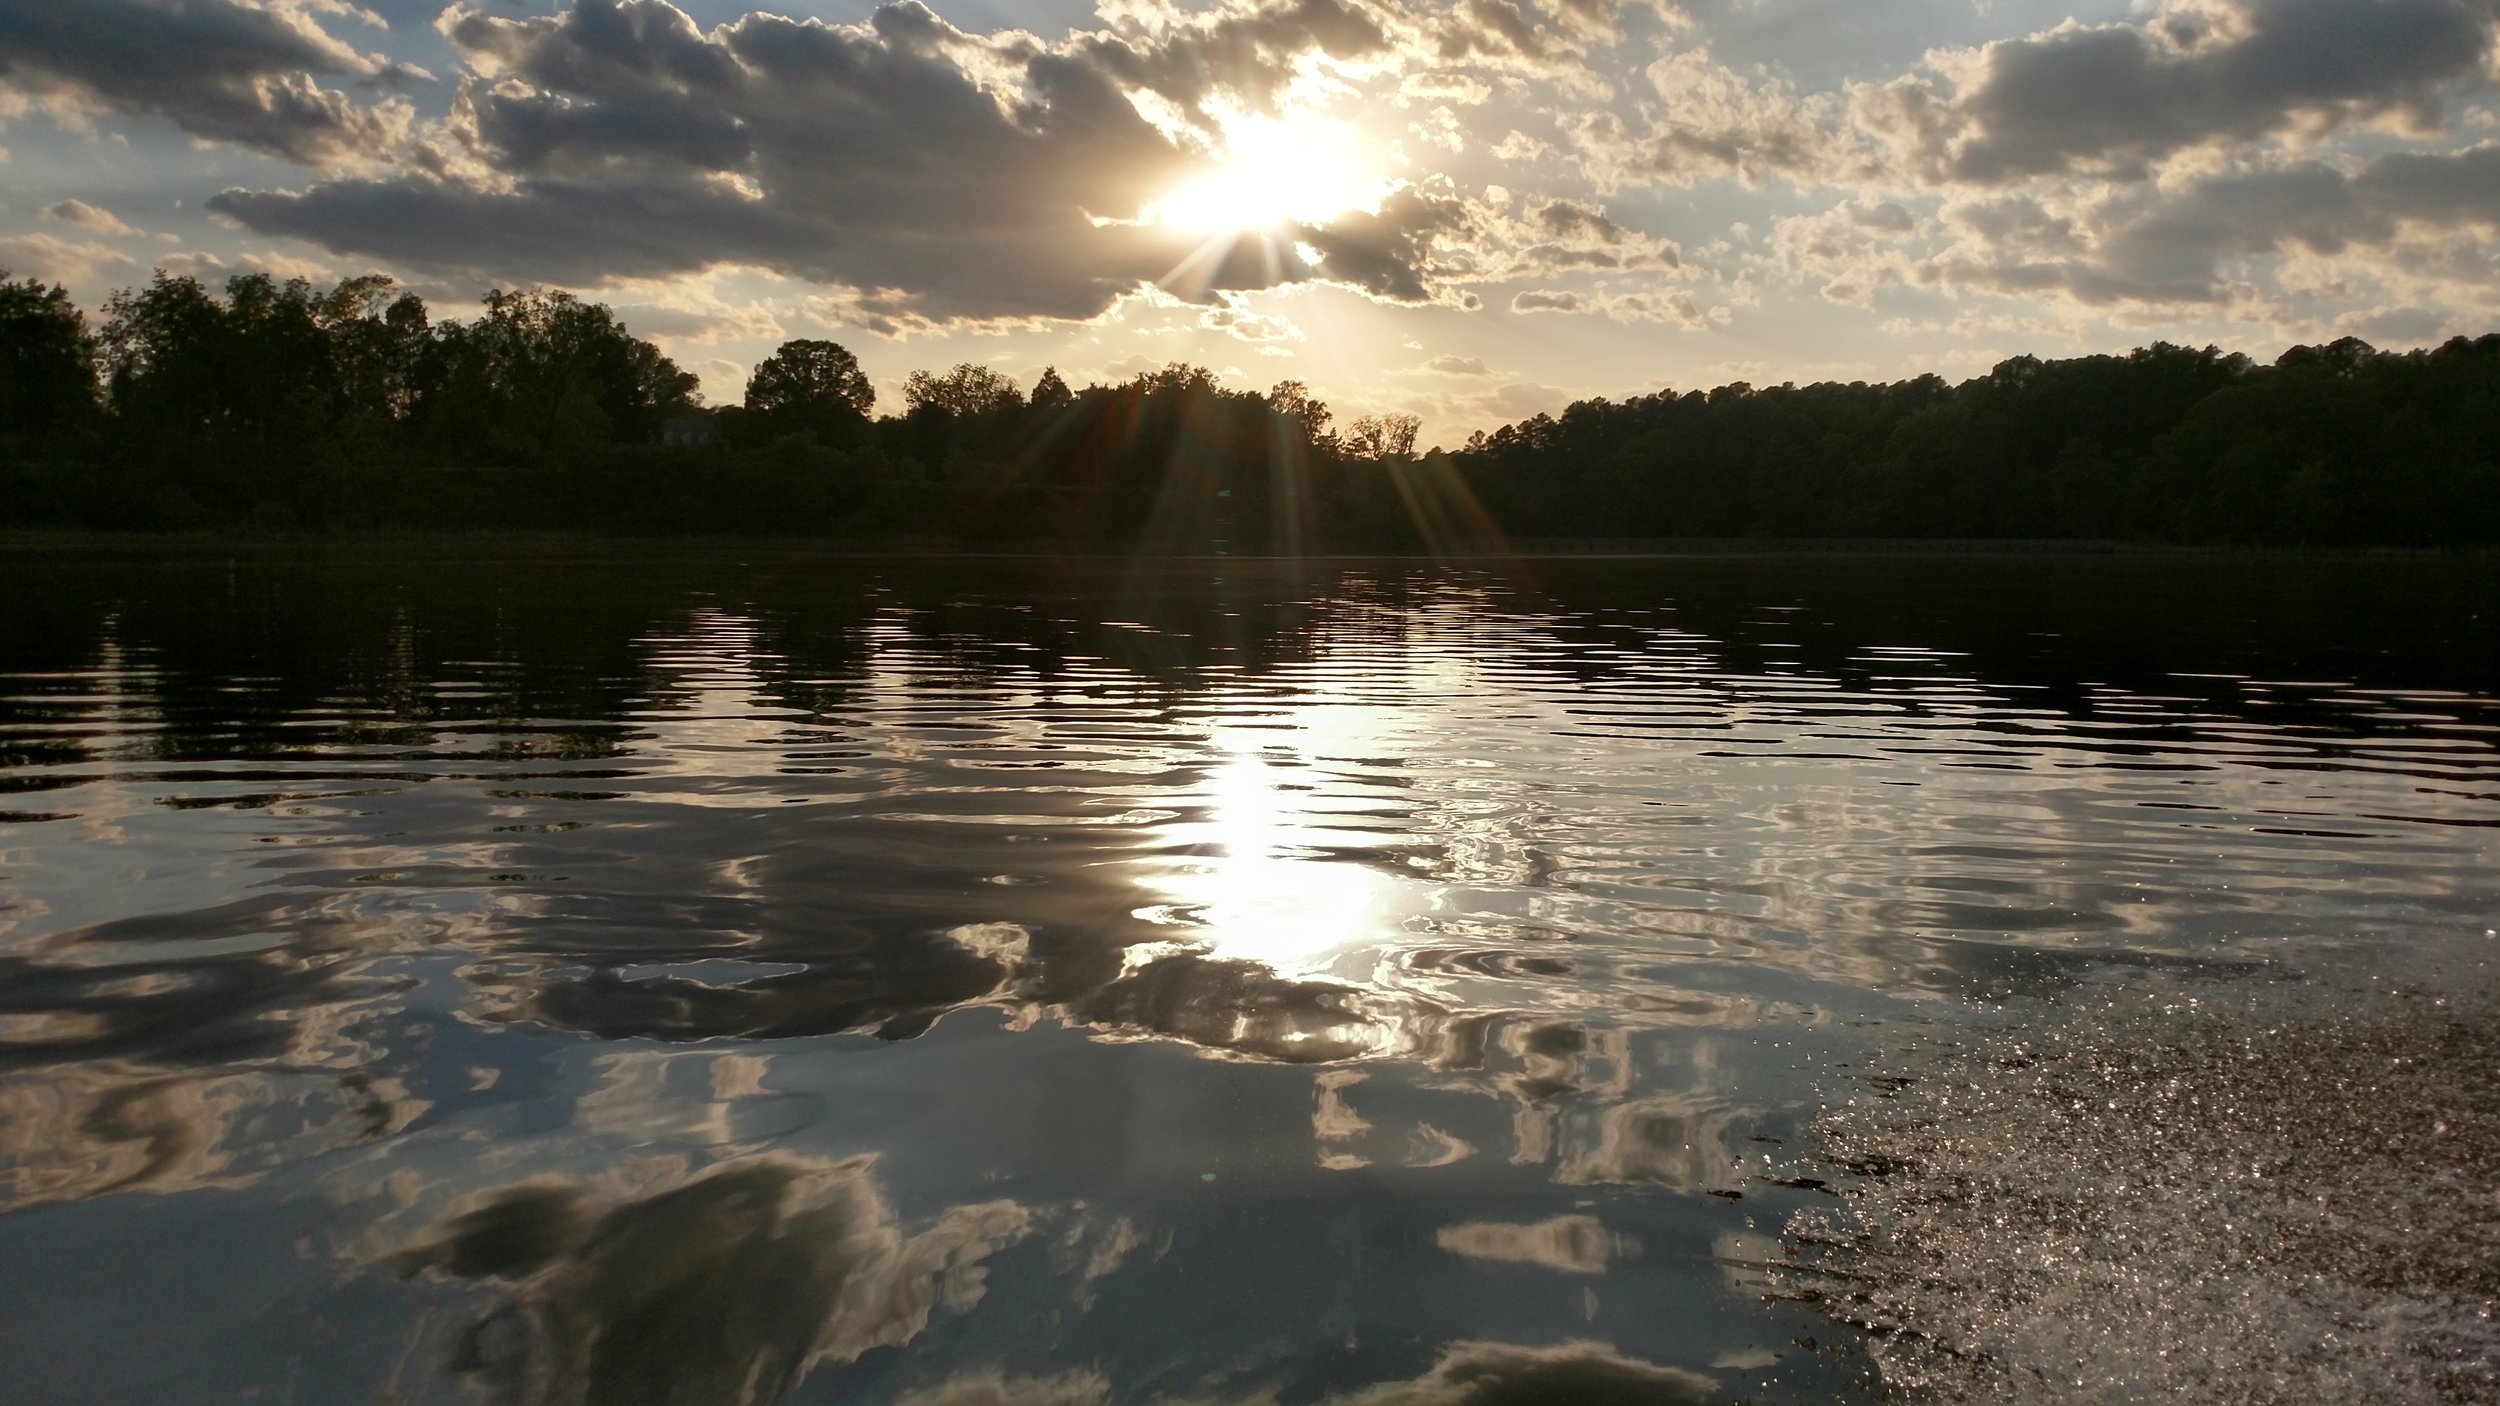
(0, 551, 2491, 1403)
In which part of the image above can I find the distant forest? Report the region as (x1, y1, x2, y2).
(4, 269, 2497, 548)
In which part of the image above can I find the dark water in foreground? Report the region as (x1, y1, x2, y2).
(0, 547, 2495, 1405)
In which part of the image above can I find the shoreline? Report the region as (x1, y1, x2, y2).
(3, 530, 2494, 563)
(1776, 944, 2500, 1404)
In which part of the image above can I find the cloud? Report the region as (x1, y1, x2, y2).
(0, 231, 137, 284)
(208, 0, 1482, 324)
(1200, 300, 1304, 340)
(1860, 0, 2500, 186)
(1930, 144, 2500, 308)
(1407, 0, 1639, 92)
(1756, 141, 2500, 318)
(1497, 195, 1682, 275)
(2339, 304, 2451, 344)
(1574, 45, 1861, 189)
(1401, 70, 1493, 104)
(1603, 288, 1716, 326)
(1483, 379, 1569, 418)
(1294, 185, 1485, 304)
(0, 0, 417, 168)
(1510, 284, 1713, 325)
(1422, 353, 1491, 374)
(41, 199, 136, 237)
(1072, 0, 1398, 125)
(152, 246, 340, 285)
(1511, 287, 1587, 312)
(1568, 1, 2500, 203)
(610, 294, 786, 344)
(1491, 129, 1549, 161)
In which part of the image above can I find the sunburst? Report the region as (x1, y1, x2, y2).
(1154, 110, 1384, 235)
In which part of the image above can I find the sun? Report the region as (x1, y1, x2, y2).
(1154, 109, 1384, 234)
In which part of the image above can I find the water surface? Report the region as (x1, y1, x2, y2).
(2, 547, 2495, 1404)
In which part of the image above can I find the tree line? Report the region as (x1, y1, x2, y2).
(1462, 336, 2500, 547)
(3, 268, 2496, 547)
(0, 270, 1432, 545)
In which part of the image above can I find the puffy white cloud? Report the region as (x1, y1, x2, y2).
(1200, 300, 1305, 340)
(1512, 287, 1587, 312)
(1490, 128, 1550, 161)
(0, 231, 136, 284)
(1574, 45, 1864, 189)
(41, 199, 137, 236)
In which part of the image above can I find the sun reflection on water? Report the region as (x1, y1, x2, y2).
(1133, 725, 1420, 983)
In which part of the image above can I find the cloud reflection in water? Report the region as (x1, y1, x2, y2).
(395, 1156, 1029, 1406)
(0, 552, 2493, 1403)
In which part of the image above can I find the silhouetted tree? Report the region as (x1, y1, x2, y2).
(1344, 412, 1420, 459)
(101, 272, 373, 523)
(416, 288, 696, 461)
(1267, 380, 1332, 445)
(6, 272, 2497, 547)
(1030, 366, 1073, 412)
(0, 274, 95, 450)
(904, 363, 1022, 419)
(745, 339, 874, 419)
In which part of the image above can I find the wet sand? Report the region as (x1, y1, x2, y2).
(1779, 945, 2500, 1404)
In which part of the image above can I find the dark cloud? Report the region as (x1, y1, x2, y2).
(1073, 0, 1393, 122)
(210, 0, 1471, 323)
(1533, 198, 1631, 243)
(1934, 144, 2500, 305)
(1502, 195, 1680, 274)
(0, 0, 414, 167)
(1434, 0, 1558, 66)
(1294, 187, 1481, 303)
(2357, 141, 2500, 225)
(1865, 0, 2500, 185)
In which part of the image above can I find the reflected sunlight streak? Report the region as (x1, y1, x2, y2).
(1137, 732, 1412, 981)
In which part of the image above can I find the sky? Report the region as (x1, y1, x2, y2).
(3, 0, 2498, 446)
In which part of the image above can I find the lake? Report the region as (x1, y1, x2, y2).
(1, 546, 2494, 1405)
